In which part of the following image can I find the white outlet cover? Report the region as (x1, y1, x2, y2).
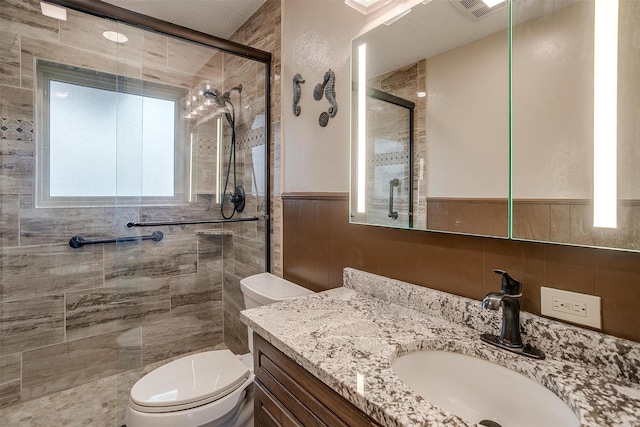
(540, 287, 602, 329)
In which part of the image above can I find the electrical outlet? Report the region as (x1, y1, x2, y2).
(541, 287, 601, 329)
(552, 296, 587, 317)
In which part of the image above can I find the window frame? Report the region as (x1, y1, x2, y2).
(35, 59, 189, 208)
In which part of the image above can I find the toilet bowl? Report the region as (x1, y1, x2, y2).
(124, 273, 313, 427)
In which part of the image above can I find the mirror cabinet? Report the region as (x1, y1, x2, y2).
(350, 0, 640, 252)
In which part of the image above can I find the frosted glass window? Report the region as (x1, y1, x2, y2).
(37, 61, 186, 207)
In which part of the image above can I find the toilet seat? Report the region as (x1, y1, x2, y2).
(130, 350, 250, 413)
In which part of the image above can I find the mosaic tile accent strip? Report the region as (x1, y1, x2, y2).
(0, 118, 34, 142)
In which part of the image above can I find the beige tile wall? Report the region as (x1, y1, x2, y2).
(0, 0, 271, 409)
(221, 0, 282, 355)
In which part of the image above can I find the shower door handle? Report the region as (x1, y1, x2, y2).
(388, 178, 400, 220)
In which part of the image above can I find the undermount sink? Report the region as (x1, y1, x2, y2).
(391, 350, 579, 427)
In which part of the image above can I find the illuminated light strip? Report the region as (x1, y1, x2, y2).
(593, 0, 619, 228)
(357, 43, 367, 213)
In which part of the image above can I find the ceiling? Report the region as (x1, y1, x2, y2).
(102, 0, 266, 39)
(356, 0, 580, 78)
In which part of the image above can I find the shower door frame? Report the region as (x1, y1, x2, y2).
(49, 0, 273, 271)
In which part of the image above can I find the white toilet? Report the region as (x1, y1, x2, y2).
(124, 273, 313, 427)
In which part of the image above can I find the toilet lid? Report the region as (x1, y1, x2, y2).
(130, 350, 250, 410)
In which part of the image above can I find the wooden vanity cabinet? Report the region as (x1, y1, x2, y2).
(253, 333, 382, 427)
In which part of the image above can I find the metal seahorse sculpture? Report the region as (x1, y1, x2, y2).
(323, 69, 337, 117)
(313, 72, 328, 101)
(292, 73, 305, 116)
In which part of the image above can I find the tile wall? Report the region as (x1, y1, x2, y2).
(0, 0, 270, 409)
(222, 0, 283, 354)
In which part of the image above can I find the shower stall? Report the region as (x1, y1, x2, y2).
(0, 0, 272, 424)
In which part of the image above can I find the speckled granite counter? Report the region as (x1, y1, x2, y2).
(240, 268, 640, 427)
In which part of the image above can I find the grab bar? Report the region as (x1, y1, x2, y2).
(126, 216, 261, 228)
(388, 178, 400, 220)
(69, 231, 163, 248)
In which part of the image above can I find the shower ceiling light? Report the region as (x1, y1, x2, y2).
(345, 0, 393, 14)
(103, 31, 128, 43)
(40, 2, 67, 20)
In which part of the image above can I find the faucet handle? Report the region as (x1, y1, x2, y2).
(493, 269, 522, 295)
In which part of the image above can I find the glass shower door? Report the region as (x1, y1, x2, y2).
(351, 89, 414, 228)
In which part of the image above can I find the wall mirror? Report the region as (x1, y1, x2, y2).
(350, 0, 511, 237)
(511, 0, 640, 252)
(351, 0, 640, 252)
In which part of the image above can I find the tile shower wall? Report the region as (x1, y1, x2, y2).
(0, 0, 270, 409)
(221, 0, 283, 355)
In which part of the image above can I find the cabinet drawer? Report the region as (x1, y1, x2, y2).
(253, 333, 380, 427)
(255, 380, 302, 427)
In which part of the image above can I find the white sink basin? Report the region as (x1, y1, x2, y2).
(391, 350, 579, 427)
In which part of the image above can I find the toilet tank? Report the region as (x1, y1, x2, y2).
(240, 273, 313, 309)
(240, 273, 313, 353)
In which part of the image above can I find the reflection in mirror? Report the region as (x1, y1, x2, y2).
(351, 0, 510, 237)
(512, 0, 640, 251)
(351, 87, 414, 228)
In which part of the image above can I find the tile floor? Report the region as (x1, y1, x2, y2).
(0, 344, 226, 427)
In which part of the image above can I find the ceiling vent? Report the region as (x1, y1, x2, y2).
(451, 0, 510, 21)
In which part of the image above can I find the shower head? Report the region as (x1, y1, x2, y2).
(202, 88, 228, 109)
(202, 84, 242, 109)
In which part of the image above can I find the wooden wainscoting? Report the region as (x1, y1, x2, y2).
(281, 192, 640, 342)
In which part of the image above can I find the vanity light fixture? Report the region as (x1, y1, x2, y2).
(357, 43, 367, 213)
(345, 0, 393, 14)
(593, 0, 619, 228)
(103, 31, 128, 43)
(481, 0, 504, 8)
(40, 2, 67, 20)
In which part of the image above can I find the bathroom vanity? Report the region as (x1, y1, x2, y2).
(241, 269, 640, 427)
(253, 333, 380, 426)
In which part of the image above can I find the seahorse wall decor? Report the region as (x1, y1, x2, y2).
(292, 73, 305, 116)
(313, 72, 328, 101)
(323, 69, 337, 118)
(313, 69, 337, 127)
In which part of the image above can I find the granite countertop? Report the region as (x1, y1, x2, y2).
(240, 269, 640, 427)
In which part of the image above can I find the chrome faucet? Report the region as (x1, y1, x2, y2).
(480, 269, 545, 359)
